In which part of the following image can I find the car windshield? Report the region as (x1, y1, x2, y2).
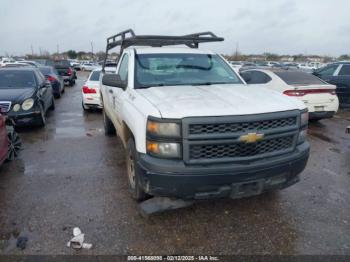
(39, 67, 51, 75)
(0, 70, 37, 88)
(275, 71, 326, 85)
(89, 70, 101, 81)
(134, 53, 242, 88)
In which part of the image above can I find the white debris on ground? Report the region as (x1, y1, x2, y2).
(67, 227, 92, 250)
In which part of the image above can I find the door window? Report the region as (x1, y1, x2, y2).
(338, 65, 350, 76)
(318, 65, 338, 76)
(241, 71, 271, 84)
(118, 54, 129, 82)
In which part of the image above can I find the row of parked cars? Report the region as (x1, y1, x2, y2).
(0, 59, 79, 167)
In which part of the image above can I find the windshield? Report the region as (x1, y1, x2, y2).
(134, 53, 242, 88)
(89, 70, 101, 81)
(0, 70, 37, 88)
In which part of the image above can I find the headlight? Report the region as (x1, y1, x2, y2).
(13, 104, 21, 112)
(297, 129, 308, 144)
(22, 98, 34, 111)
(301, 111, 309, 127)
(147, 119, 181, 137)
(147, 141, 181, 158)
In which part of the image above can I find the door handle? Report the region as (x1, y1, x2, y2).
(109, 89, 113, 94)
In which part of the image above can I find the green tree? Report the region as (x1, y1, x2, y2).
(339, 54, 350, 61)
(66, 50, 77, 59)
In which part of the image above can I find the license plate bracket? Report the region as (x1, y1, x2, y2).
(230, 179, 264, 199)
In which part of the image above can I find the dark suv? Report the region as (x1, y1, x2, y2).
(314, 62, 350, 108)
(54, 60, 76, 86)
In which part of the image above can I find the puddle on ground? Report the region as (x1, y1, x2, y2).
(54, 127, 86, 139)
(54, 127, 103, 139)
(308, 130, 335, 143)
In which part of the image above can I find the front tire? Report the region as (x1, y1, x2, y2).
(50, 97, 55, 111)
(6, 126, 22, 161)
(103, 109, 116, 136)
(37, 104, 46, 127)
(126, 138, 148, 201)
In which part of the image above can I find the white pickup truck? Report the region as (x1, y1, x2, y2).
(100, 30, 310, 201)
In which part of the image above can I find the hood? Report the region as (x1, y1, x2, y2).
(137, 84, 306, 118)
(0, 88, 36, 103)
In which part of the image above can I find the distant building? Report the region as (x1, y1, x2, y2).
(280, 56, 294, 62)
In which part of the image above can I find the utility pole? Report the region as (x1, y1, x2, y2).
(30, 45, 34, 56)
(57, 44, 59, 55)
(91, 41, 94, 61)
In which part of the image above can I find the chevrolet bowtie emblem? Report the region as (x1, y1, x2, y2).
(239, 132, 264, 143)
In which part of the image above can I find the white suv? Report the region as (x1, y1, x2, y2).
(100, 30, 310, 201)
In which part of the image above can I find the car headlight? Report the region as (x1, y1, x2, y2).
(147, 141, 181, 158)
(297, 129, 308, 144)
(147, 119, 181, 137)
(22, 98, 34, 111)
(301, 111, 309, 127)
(13, 104, 21, 112)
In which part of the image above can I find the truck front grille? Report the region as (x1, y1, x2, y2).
(189, 117, 296, 135)
(189, 135, 294, 161)
(182, 111, 300, 164)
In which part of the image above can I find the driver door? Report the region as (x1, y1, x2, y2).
(107, 54, 129, 127)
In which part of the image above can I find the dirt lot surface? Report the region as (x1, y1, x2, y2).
(0, 72, 349, 255)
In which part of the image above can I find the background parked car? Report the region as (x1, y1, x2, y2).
(0, 68, 55, 127)
(54, 60, 76, 86)
(1, 62, 32, 68)
(81, 63, 100, 71)
(39, 66, 65, 98)
(313, 62, 350, 108)
(16, 61, 40, 67)
(82, 69, 102, 111)
(240, 69, 339, 120)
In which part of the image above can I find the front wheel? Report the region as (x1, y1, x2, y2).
(126, 138, 149, 201)
(7, 126, 22, 161)
(37, 104, 46, 127)
(50, 98, 55, 110)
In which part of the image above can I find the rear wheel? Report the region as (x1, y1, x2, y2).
(82, 101, 89, 111)
(126, 138, 148, 201)
(103, 109, 116, 136)
(7, 127, 22, 161)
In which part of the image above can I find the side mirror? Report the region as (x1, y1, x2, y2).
(102, 73, 126, 89)
(41, 80, 51, 88)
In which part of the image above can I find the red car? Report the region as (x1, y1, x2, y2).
(0, 114, 21, 164)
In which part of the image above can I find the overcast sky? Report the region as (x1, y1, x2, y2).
(1, 0, 349, 57)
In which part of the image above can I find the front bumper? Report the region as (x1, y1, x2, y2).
(309, 111, 335, 120)
(8, 110, 41, 126)
(136, 142, 310, 199)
